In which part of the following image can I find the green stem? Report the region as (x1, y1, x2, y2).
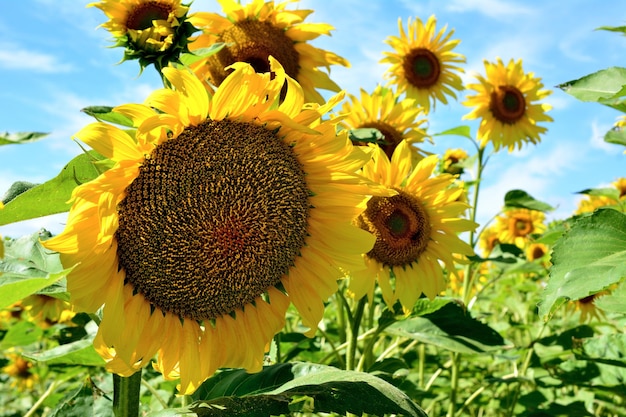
(418, 343, 426, 388)
(24, 380, 60, 417)
(346, 297, 367, 371)
(447, 352, 460, 417)
(113, 370, 142, 417)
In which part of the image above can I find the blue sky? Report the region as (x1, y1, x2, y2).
(1, 0, 626, 238)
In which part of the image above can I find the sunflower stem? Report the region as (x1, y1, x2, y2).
(447, 352, 460, 417)
(113, 370, 142, 417)
(346, 297, 367, 371)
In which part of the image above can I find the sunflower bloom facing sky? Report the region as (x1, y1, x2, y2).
(42, 59, 381, 394)
(90, 0, 197, 69)
(494, 208, 546, 249)
(381, 15, 465, 114)
(188, 0, 349, 104)
(336, 86, 430, 161)
(349, 141, 477, 309)
(463, 58, 553, 152)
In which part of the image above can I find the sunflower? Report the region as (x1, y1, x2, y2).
(478, 224, 501, 258)
(42, 59, 380, 394)
(349, 140, 477, 309)
(21, 294, 76, 329)
(2, 352, 38, 391)
(463, 58, 553, 152)
(90, 0, 197, 69)
(575, 178, 626, 214)
(381, 15, 465, 114)
(188, 0, 349, 104)
(526, 242, 549, 263)
(336, 86, 430, 161)
(0, 201, 3, 259)
(447, 263, 489, 298)
(494, 208, 546, 249)
(568, 292, 608, 323)
(441, 148, 469, 176)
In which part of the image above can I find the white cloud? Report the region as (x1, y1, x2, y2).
(445, 0, 534, 18)
(0, 42, 73, 73)
(589, 119, 624, 154)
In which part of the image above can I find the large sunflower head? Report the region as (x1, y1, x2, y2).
(42, 58, 379, 394)
(336, 86, 430, 161)
(381, 15, 465, 114)
(349, 140, 477, 309)
(494, 208, 546, 249)
(462, 58, 553, 152)
(90, 0, 198, 69)
(187, 0, 349, 104)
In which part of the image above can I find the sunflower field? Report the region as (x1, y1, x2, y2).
(2, 1, 626, 417)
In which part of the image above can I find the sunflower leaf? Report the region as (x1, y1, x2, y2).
(433, 125, 473, 140)
(538, 209, 626, 320)
(23, 337, 105, 367)
(179, 43, 227, 66)
(189, 362, 426, 417)
(604, 126, 626, 147)
(0, 151, 104, 226)
(504, 189, 554, 212)
(81, 106, 134, 127)
(594, 281, 626, 314)
(0, 131, 49, 146)
(348, 127, 384, 144)
(384, 300, 507, 354)
(557, 67, 626, 111)
(48, 377, 114, 417)
(576, 187, 621, 200)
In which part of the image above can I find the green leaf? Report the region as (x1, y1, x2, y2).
(0, 269, 73, 309)
(604, 126, 626, 147)
(504, 189, 554, 212)
(0, 131, 48, 146)
(597, 25, 626, 35)
(594, 281, 626, 314)
(576, 187, 620, 200)
(433, 125, 473, 140)
(384, 300, 507, 353)
(179, 43, 226, 66)
(48, 378, 114, 417)
(189, 362, 426, 417)
(558, 67, 626, 102)
(538, 209, 626, 319)
(81, 106, 134, 127)
(23, 338, 105, 367)
(348, 127, 384, 144)
(1, 181, 38, 204)
(0, 151, 103, 226)
(0, 320, 43, 349)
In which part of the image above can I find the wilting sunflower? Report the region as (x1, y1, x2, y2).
(381, 15, 465, 114)
(188, 0, 349, 104)
(494, 208, 546, 249)
(90, 0, 197, 69)
(21, 294, 76, 329)
(42, 59, 380, 394)
(463, 58, 553, 152)
(336, 86, 430, 161)
(2, 352, 38, 391)
(349, 140, 477, 308)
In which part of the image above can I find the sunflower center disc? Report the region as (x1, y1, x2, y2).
(403, 48, 441, 88)
(115, 120, 310, 320)
(356, 191, 431, 267)
(357, 122, 404, 159)
(510, 216, 533, 237)
(207, 20, 300, 86)
(490, 86, 526, 124)
(126, 1, 172, 30)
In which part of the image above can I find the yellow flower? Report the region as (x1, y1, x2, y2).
(568, 292, 608, 323)
(478, 225, 501, 257)
(575, 177, 626, 214)
(0, 201, 3, 259)
(188, 0, 349, 104)
(90, 0, 197, 68)
(526, 242, 549, 263)
(494, 208, 546, 249)
(21, 294, 76, 329)
(381, 15, 465, 114)
(0, 302, 24, 331)
(2, 353, 38, 391)
(42, 59, 378, 394)
(463, 58, 553, 152)
(350, 141, 477, 309)
(442, 148, 469, 176)
(336, 86, 430, 161)
(447, 263, 489, 298)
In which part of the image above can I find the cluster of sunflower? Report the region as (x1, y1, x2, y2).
(5, 0, 556, 399)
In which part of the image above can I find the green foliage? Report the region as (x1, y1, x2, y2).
(504, 189, 555, 212)
(348, 127, 384, 144)
(81, 106, 135, 127)
(558, 66, 626, 112)
(539, 209, 626, 319)
(0, 151, 104, 226)
(0, 131, 48, 146)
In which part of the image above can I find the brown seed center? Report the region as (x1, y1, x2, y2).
(356, 191, 431, 267)
(490, 86, 526, 124)
(126, 1, 172, 31)
(403, 48, 441, 89)
(115, 120, 310, 321)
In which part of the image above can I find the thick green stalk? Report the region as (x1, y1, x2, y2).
(346, 297, 367, 371)
(113, 370, 142, 417)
